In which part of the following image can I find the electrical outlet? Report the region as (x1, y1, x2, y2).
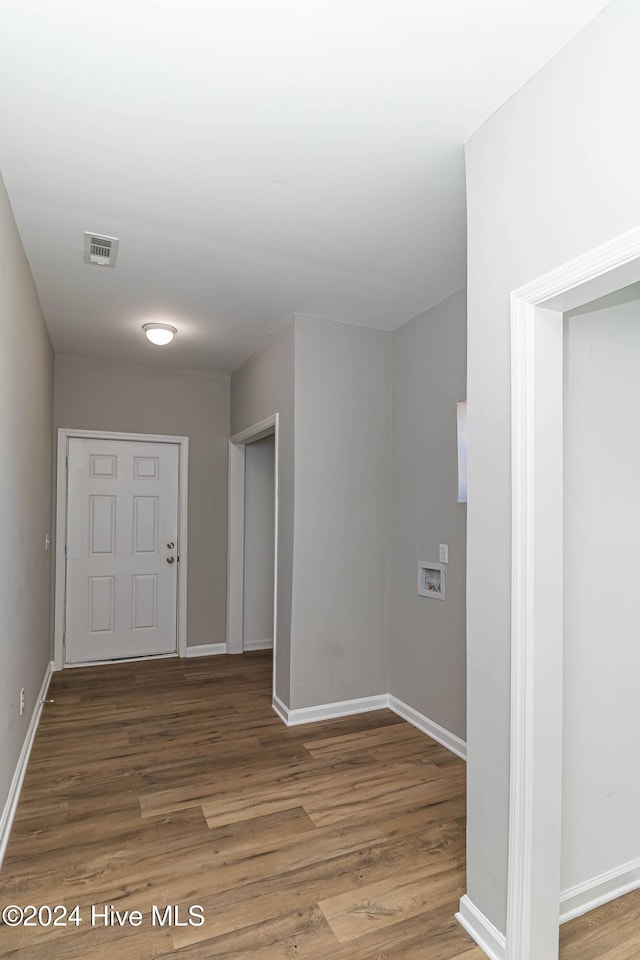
(439, 543, 449, 563)
(19, 688, 25, 717)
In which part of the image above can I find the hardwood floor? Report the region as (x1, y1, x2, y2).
(0, 652, 484, 959)
(2, 652, 635, 959)
(560, 888, 640, 960)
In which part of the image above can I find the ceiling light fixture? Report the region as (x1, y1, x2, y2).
(143, 322, 177, 346)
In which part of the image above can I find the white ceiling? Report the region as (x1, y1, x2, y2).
(0, 0, 611, 373)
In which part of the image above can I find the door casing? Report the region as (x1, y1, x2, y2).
(54, 428, 189, 670)
(503, 227, 640, 960)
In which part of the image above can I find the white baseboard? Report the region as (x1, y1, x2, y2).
(285, 694, 389, 726)
(1, 660, 53, 868)
(560, 857, 640, 924)
(456, 895, 506, 960)
(271, 690, 467, 762)
(388, 695, 467, 761)
(272, 694, 290, 724)
(243, 639, 274, 651)
(184, 643, 227, 658)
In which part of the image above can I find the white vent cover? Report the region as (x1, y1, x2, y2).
(83, 232, 119, 267)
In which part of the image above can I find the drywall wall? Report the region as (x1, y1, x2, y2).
(464, 0, 640, 934)
(54, 356, 229, 648)
(390, 289, 467, 739)
(0, 170, 54, 833)
(562, 286, 640, 892)
(243, 434, 275, 649)
(230, 321, 295, 705)
(232, 312, 467, 718)
(291, 316, 391, 709)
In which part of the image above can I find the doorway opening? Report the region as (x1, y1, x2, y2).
(506, 228, 640, 960)
(243, 434, 276, 653)
(226, 414, 279, 702)
(558, 283, 640, 949)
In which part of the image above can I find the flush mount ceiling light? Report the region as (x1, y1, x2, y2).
(143, 322, 177, 346)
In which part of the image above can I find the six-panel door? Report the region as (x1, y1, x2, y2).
(65, 438, 180, 663)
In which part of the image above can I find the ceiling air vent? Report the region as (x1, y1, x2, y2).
(83, 232, 119, 267)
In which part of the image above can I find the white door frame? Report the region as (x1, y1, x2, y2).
(54, 428, 189, 670)
(226, 414, 279, 699)
(506, 226, 640, 960)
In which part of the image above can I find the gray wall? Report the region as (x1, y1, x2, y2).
(562, 287, 640, 892)
(0, 171, 54, 827)
(54, 356, 229, 648)
(390, 289, 467, 739)
(291, 316, 391, 709)
(231, 311, 468, 725)
(230, 321, 295, 704)
(464, 0, 640, 932)
(243, 434, 275, 648)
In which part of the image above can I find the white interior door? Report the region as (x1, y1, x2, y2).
(65, 437, 180, 664)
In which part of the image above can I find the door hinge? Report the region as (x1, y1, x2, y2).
(63, 634, 67, 647)
(64, 544, 68, 557)
(66, 455, 69, 470)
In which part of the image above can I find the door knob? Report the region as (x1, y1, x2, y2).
(167, 556, 175, 564)
(167, 542, 175, 549)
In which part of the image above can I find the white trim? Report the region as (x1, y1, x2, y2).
(243, 638, 274, 651)
(560, 858, 640, 925)
(284, 694, 388, 726)
(272, 694, 290, 724)
(183, 643, 227, 658)
(272, 690, 468, 760)
(456, 896, 506, 960)
(388, 695, 467, 760)
(54, 429, 189, 670)
(0, 661, 53, 867)
(226, 414, 279, 697)
(507, 227, 640, 960)
(271, 423, 279, 703)
(230, 415, 278, 446)
(512, 225, 640, 311)
(226, 440, 246, 655)
(54, 429, 68, 671)
(176, 437, 189, 659)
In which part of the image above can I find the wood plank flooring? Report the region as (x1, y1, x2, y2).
(0, 651, 636, 959)
(0, 653, 483, 959)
